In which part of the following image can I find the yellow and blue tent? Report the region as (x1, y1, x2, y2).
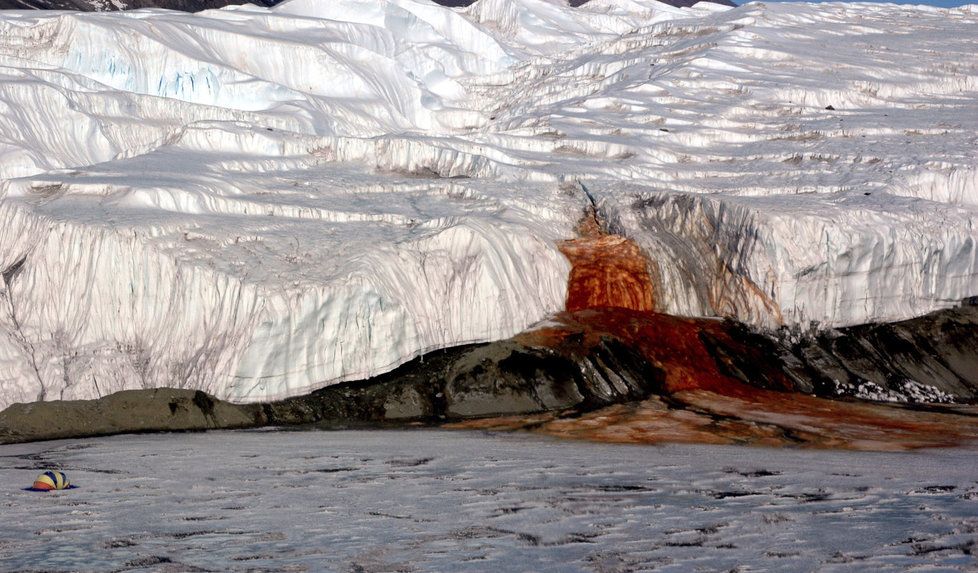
(27, 470, 75, 491)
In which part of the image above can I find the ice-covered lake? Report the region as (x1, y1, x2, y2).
(1, 429, 976, 572)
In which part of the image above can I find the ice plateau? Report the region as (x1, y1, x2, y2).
(0, 0, 976, 410)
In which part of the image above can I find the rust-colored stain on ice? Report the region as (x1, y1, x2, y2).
(454, 216, 978, 451)
(467, 310, 978, 450)
(559, 211, 655, 313)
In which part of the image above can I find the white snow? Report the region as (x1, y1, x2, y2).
(0, 0, 977, 408)
(832, 378, 956, 404)
(1, 430, 976, 571)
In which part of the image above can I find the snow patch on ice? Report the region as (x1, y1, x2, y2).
(832, 378, 957, 405)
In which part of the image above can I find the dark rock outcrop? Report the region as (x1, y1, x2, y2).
(262, 334, 664, 427)
(671, 304, 978, 405)
(0, 388, 261, 444)
(778, 305, 978, 403)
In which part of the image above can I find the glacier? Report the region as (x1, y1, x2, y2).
(0, 0, 976, 410)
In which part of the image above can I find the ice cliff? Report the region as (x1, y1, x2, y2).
(0, 0, 976, 409)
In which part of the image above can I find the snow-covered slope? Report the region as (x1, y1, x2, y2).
(0, 0, 277, 10)
(0, 0, 976, 409)
(0, 0, 735, 13)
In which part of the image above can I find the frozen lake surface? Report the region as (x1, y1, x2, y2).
(1, 429, 976, 572)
